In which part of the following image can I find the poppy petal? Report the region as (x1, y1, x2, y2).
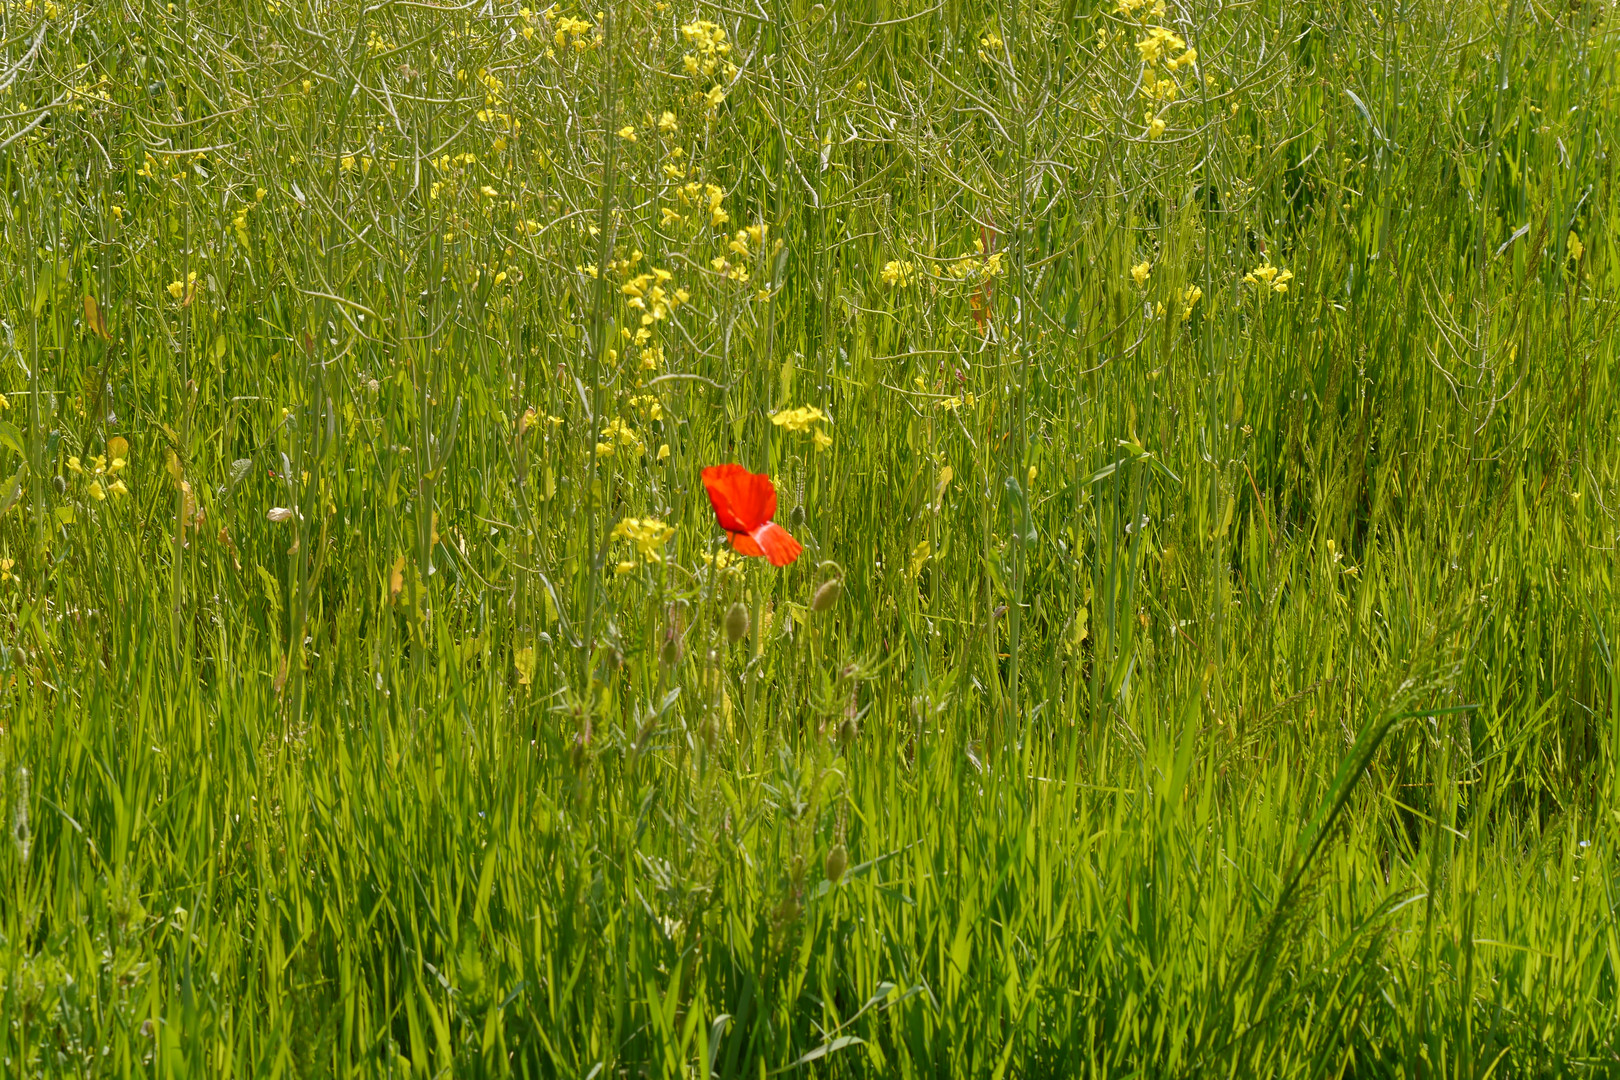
(702, 465, 754, 533)
(749, 522, 802, 567)
(702, 463, 777, 532)
(729, 531, 765, 557)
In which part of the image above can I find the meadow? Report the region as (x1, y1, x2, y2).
(1, 0, 1619, 1073)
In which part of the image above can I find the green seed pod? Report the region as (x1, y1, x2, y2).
(824, 843, 848, 883)
(725, 601, 749, 642)
(660, 630, 681, 667)
(811, 578, 842, 613)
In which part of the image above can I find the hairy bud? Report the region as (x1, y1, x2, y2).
(824, 843, 848, 883)
(725, 601, 750, 643)
(811, 578, 842, 613)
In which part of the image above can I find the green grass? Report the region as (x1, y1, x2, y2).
(1, 0, 1619, 1072)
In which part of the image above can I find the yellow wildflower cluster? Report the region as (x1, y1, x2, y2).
(1115, 0, 1166, 17)
(596, 417, 644, 458)
(611, 516, 676, 573)
(1180, 283, 1203, 320)
(1130, 25, 1195, 138)
(1130, 260, 1152, 286)
(771, 405, 833, 451)
(66, 442, 129, 501)
(552, 13, 595, 49)
(587, 249, 688, 370)
(232, 186, 268, 248)
(1243, 261, 1294, 294)
(680, 21, 733, 113)
(882, 260, 916, 286)
(977, 29, 1003, 63)
(166, 271, 202, 305)
(681, 21, 734, 77)
(673, 182, 730, 228)
(943, 240, 1006, 284)
(728, 223, 767, 256)
(628, 394, 664, 421)
(937, 393, 977, 411)
(620, 265, 689, 323)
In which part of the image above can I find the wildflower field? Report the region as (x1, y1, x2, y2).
(2, 0, 1620, 1072)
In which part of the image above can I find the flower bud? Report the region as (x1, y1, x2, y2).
(811, 577, 842, 613)
(824, 843, 848, 883)
(660, 630, 681, 667)
(838, 717, 858, 746)
(725, 601, 749, 642)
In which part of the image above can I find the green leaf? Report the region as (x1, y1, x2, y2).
(0, 420, 24, 459)
(0, 461, 26, 517)
(780, 1035, 863, 1071)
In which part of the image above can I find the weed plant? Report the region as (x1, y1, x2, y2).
(1, 0, 1618, 1073)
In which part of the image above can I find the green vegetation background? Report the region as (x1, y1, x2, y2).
(1, 0, 1618, 1073)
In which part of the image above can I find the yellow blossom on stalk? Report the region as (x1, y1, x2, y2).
(596, 417, 644, 458)
(617, 125, 637, 142)
(1136, 25, 1185, 64)
(813, 428, 833, 451)
(658, 111, 678, 133)
(0, 558, 13, 583)
(0, 394, 8, 409)
(341, 155, 356, 171)
(610, 516, 676, 564)
(1131, 260, 1152, 286)
(166, 271, 200, 303)
(1243, 261, 1294, 294)
(1180, 283, 1203, 320)
(1147, 116, 1167, 138)
(771, 405, 828, 432)
(882, 260, 915, 286)
(937, 393, 977, 411)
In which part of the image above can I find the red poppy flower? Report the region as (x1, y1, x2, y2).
(701, 464, 802, 567)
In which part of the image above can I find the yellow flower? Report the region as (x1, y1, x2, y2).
(1130, 260, 1152, 286)
(0, 394, 8, 409)
(1243, 261, 1294, 294)
(66, 456, 84, 474)
(1568, 232, 1584, 262)
(1180, 283, 1202, 320)
(610, 516, 676, 562)
(771, 405, 829, 433)
(108, 478, 129, 498)
(341, 155, 356, 171)
(882, 259, 915, 286)
(658, 111, 678, 132)
(813, 428, 833, 452)
(166, 271, 200, 303)
(1147, 116, 1167, 138)
(87, 480, 106, 501)
(0, 558, 13, 583)
(617, 125, 637, 142)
